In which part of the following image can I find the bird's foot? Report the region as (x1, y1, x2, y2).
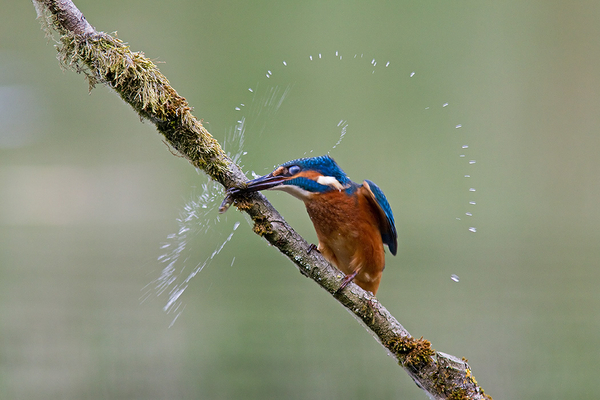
(336, 269, 359, 294)
(307, 243, 320, 254)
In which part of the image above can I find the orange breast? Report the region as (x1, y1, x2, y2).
(303, 189, 386, 294)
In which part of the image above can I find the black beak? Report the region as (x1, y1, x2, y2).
(219, 172, 286, 214)
(228, 173, 286, 195)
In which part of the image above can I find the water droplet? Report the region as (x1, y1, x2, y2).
(371, 58, 376, 65)
(460, 154, 465, 158)
(469, 201, 476, 205)
(233, 221, 241, 230)
(425, 106, 429, 110)
(410, 71, 415, 77)
(468, 227, 477, 233)
(319, 53, 322, 58)
(248, 88, 254, 92)
(465, 212, 472, 216)
(462, 145, 469, 149)
(309, 55, 313, 60)
(336, 51, 339, 56)
(464, 174, 471, 178)
(443, 102, 449, 107)
(469, 188, 476, 192)
(235, 107, 241, 111)
(385, 61, 390, 67)
(455, 124, 462, 128)
(231, 257, 236, 267)
(451, 274, 460, 282)
(469, 160, 476, 164)
(282, 61, 287, 66)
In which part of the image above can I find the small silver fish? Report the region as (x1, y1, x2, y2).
(218, 192, 234, 214)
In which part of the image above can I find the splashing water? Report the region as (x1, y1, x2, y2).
(149, 65, 293, 324)
(332, 119, 348, 149)
(147, 180, 242, 325)
(447, 102, 479, 243)
(149, 49, 473, 321)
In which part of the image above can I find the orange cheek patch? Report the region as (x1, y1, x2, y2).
(295, 170, 321, 180)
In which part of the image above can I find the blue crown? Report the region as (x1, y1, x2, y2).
(281, 155, 351, 187)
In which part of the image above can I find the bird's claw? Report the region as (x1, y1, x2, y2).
(336, 269, 359, 294)
(307, 243, 320, 254)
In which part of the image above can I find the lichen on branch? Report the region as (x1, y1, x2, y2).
(37, 0, 232, 184)
(32, 1, 492, 398)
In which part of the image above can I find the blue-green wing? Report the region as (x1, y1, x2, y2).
(364, 180, 397, 255)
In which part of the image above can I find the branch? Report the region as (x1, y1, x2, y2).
(32, 1, 491, 398)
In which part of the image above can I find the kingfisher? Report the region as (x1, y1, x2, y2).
(223, 155, 397, 295)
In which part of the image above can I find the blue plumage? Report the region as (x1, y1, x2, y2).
(224, 154, 398, 294)
(279, 156, 397, 255)
(364, 179, 397, 256)
(285, 177, 331, 193)
(281, 155, 352, 187)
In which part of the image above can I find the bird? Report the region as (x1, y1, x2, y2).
(223, 155, 397, 295)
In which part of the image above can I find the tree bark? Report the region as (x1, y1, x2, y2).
(31, 1, 492, 398)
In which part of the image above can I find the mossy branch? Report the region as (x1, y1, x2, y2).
(32, 1, 491, 399)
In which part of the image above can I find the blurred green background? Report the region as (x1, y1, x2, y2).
(2, 1, 600, 399)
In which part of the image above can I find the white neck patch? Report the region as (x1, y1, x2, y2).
(316, 175, 344, 191)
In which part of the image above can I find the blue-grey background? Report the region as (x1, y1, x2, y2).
(2, 1, 600, 399)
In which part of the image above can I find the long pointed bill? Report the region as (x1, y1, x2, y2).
(220, 172, 286, 214)
(228, 173, 286, 195)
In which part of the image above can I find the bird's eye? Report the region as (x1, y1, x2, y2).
(287, 165, 301, 175)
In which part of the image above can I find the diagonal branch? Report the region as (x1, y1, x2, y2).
(31, 1, 491, 398)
